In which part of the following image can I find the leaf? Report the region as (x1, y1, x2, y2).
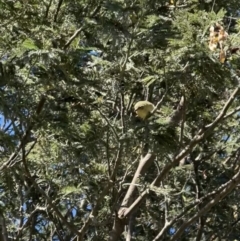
(22, 38, 39, 50)
(60, 186, 80, 196)
(141, 75, 157, 86)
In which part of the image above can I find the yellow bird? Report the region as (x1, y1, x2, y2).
(134, 101, 155, 120)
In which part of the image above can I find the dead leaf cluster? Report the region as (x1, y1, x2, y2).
(209, 23, 229, 63)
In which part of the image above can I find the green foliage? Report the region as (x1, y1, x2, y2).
(0, 0, 240, 240)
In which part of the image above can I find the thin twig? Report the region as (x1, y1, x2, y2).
(223, 105, 240, 120)
(64, 27, 83, 49)
(0, 95, 46, 172)
(152, 87, 168, 114)
(170, 168, 240, 241)
(53, 0, 63, 22)
(64, 5, 101, 49)
(97, 108, 119, 142)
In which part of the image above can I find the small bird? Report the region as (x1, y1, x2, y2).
(134, 101, 155, 120)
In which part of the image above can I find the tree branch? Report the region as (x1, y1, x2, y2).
(119, 87, 239, 221)
(170, 167, 240, 240)
(0, 95, 46, 171)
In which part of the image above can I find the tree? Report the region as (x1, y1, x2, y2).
(0, 0, 240, 240)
